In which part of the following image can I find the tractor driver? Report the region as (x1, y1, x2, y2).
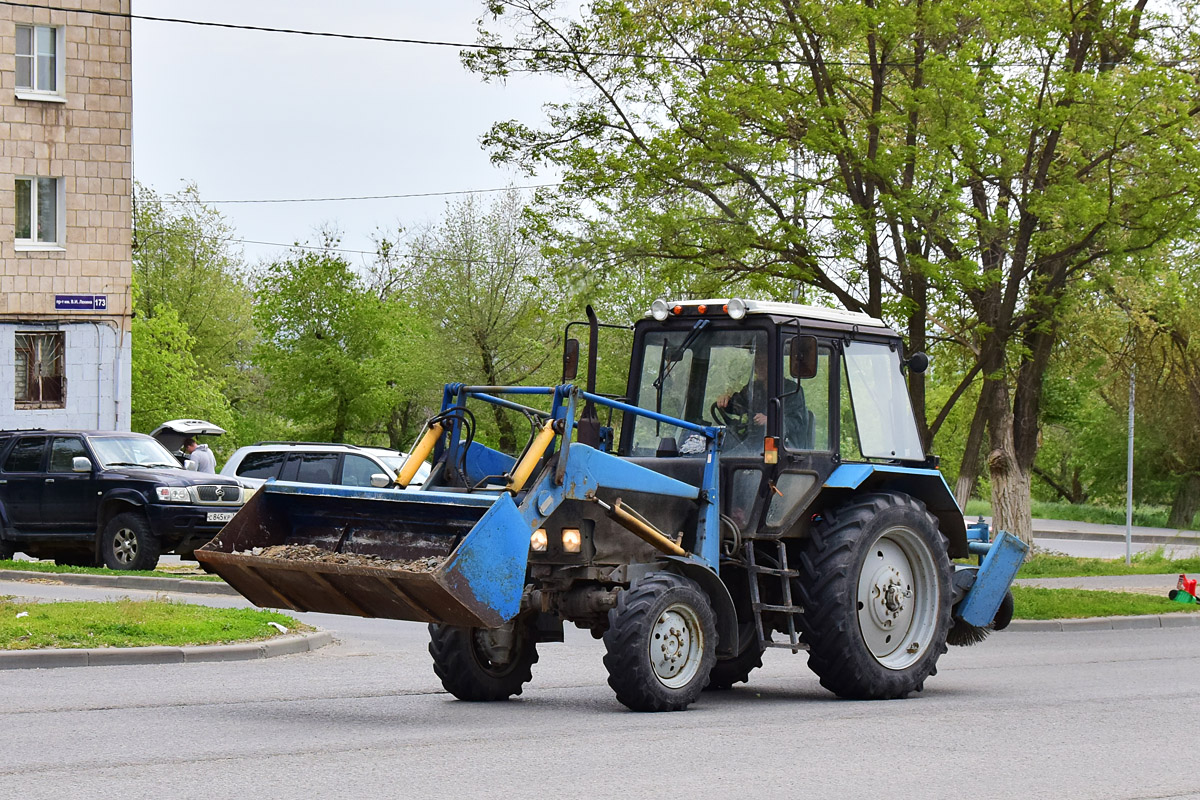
(716, 346, 811, 451)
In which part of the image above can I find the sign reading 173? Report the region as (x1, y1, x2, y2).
(55, 295, 107, 311)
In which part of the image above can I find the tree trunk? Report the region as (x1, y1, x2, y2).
(332, 395, 349, 443)
(1167, 473, 1200, 531)
(954, 385, 991, 509)
(988, 445, 1034, 546)
(387, 399, 420, 451)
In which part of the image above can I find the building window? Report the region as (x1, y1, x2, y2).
(16, 25, 59, 94)
(15, 332, 65, 408)
(16, 177, 60, 245)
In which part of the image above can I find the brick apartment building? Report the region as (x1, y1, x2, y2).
(0, 0, 131, 430)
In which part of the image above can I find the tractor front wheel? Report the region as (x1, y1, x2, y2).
(428, 617, 539, 701)
(603, 572, 717, 711)
(798, 492, 951, 699)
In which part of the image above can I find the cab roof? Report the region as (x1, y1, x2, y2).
(646, 298, 891, 330)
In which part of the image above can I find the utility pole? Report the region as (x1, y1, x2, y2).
(1125, 360, 1136, 566)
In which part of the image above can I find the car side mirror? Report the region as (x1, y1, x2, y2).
(562, 338, 580, 382)
(788, 335, 819, 380)
(370, 473, 392, 488)
(72, 456, 92, 473)
(184, 460, 198, 471)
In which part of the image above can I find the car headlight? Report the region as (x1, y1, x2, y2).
(155, 486, 190, 503)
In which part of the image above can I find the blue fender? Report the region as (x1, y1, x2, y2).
(823, 464, 968, 558)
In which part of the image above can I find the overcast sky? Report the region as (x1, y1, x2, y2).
(131, 1, 565, 266)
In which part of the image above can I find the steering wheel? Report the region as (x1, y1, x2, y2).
(711, 401, 752, 439)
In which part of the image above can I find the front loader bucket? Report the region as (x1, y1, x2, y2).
(195, 482, 531, 628)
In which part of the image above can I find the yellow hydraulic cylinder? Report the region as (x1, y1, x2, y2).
(507, 420, 558, 494)
(597, 497, 687, 557)
(396, 422, 444, 487)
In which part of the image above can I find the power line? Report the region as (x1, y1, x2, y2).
(148, 182, 562, 206)
(135, 227, 546, 268)
(4, 1, 1191, 70)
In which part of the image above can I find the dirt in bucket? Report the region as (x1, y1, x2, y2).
(236, 544, 442, 573)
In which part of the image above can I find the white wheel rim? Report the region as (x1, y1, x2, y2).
(649, 602, 705, 689)
(856, 526, 940, 670)
(112, 528, 138, 565)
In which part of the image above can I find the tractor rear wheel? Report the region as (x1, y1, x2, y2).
(428, 618, 539, 701)
(798, 492, 951, 699)
(603, 572, 717, 711)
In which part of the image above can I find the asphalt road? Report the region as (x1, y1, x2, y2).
(3, 578, 1199, 800)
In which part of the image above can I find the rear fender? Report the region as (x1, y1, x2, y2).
(821, 464, 968, 558)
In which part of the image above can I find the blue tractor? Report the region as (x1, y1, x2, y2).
(198, 298, 1024, 711)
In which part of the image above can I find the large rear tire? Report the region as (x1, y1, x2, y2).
(101, 512, 161, 572)
(603, 572, 717, 711)
(428, 618, 539, 701)
(0, 539, 15, 560)
(798, 492, 951, 699)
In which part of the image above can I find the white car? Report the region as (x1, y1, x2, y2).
(220, 441, 430, 490)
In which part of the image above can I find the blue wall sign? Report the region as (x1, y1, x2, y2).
(55, 295, 108, 311)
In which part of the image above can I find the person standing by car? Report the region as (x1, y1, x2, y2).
(183, 437, 217, 473)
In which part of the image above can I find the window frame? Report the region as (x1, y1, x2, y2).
(15, 24, 66, 102)
(14, 331, 66, 409)
(15, 176, 64, 248)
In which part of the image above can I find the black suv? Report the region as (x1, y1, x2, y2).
(0, 429, 244, 571)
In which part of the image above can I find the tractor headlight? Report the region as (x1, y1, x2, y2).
(650, 299, 670, 321)
(726, 298, 748, 320)
(561, 528, 582, 553)
(530, 528, 548, 552)
(155, 486, 190, 503)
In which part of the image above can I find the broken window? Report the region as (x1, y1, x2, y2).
(15, 332, 65, 408)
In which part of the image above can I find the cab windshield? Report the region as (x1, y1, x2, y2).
(628, 327, 768, 456)
(89, 435, 181, 469)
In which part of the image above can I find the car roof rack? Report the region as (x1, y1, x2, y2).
(251, 441, 364, 449)
(0, 428, 46, 434)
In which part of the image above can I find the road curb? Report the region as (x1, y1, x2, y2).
(0, 568, 239, 596)
(0, 630, 334, 670)
(1007, 613, 1200, 632)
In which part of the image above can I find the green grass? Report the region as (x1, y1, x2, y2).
(964, 499, 1181, 529)
(1011, 585, 1200, 620)
(1016, 547, 1200, 578)
(1, 597, 305, 650)
(0, 559, 223, 581)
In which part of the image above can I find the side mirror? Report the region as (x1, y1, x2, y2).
(904, 352, 930, 373)
(370, 473, 393, 488)
(184, 460, 198, 471)
(788, 335, 819, 380)
(562, 338, 580, 382)
(72, 456, 92, 473)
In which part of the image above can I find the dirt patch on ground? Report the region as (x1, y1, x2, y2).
(236, 544, 443, 573)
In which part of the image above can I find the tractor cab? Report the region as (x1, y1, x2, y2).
(621, 298, 930, 537)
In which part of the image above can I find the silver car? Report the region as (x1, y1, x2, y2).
(219, 441, 431, 490)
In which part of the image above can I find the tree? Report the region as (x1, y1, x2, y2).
(467, 0, 1200, 543)
(408, 190, 572, 451)
(253, 236, 429, 444)
(133, 182, 255, 400)
(129, 304, 234, 449)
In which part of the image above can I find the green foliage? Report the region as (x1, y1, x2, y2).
(134, 183, 255, 400)
(130, 304, 235, 454)
(408, 191, 576, 450)
(1009, 586, 1199, 620)
(253, 236, 433, 444)
(0, 598, 302, 650)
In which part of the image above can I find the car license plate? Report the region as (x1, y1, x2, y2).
(206, 511, 235, 523)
